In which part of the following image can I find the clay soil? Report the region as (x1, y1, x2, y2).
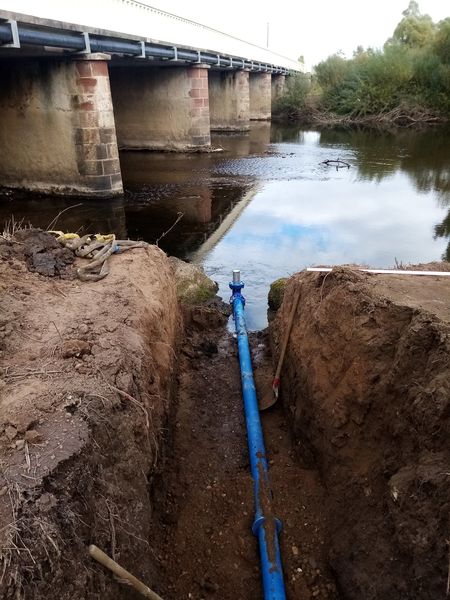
(0, 232, 180, 599)
(1, 231, 449, 600)
(0, 230, 340, 600)
(271, 264, 450, 600)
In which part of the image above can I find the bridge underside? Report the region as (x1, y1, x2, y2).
(0, 54, 286, 197)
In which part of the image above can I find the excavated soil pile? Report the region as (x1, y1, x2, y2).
(0, 234, 180, 599)
(271, 265, 450, 600)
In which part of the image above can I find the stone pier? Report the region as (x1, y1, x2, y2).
(109, 65, 211, 151)
(249, 72, 272, 120)
(0, 54, 122, 197)
(208, 70, 250, 131)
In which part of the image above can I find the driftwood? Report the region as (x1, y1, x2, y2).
(281, 103, 447, 129)
(320, 159, 351, 169)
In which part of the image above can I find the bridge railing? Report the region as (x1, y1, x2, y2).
(0, 0, 300, 71)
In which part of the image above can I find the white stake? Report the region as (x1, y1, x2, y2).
(306, 268, 450, 277)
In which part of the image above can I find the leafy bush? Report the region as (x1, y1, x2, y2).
(273, 73, 311, 116)
(309, 3, 450, 119)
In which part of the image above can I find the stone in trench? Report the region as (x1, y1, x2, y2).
(268, 278, 288, 311)
(25, 429, 43, 444)
(5, 425, 18, 441)
(169, 257, 218, 304)
(62, 339, 91, 358)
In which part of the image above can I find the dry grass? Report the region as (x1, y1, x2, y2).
(1, 217, 30, 242)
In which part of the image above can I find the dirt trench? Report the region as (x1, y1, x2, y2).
(0, 231, 342, 600)
(148, 315, 339, 600)
(2, 231, 448, 600)
(0, 233, 340, 600)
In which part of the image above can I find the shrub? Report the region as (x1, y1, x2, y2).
(273, 73, 311, 116)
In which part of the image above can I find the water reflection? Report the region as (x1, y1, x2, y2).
(0, 123, 448, 329)
(0, 194, 128, 238)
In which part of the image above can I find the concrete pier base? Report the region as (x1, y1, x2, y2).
(0, 55, 123, 197)
(208, 70, 250, 132)
(109, 65, 211, 151)
(249, 72, 272, 120)
(271, 74, 286, 110)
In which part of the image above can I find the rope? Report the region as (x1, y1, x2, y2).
(50, 232, 148, 282)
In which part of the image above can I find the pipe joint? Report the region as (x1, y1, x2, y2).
(252, 515, 283, 536)
(229, 280, 245, 306)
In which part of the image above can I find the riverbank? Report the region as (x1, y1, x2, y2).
(273, 104, 449, 129)
(1, 234, 449, 599)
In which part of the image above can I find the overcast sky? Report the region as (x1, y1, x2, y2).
(149, 0, 449, 68)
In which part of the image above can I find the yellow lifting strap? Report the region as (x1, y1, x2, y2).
(49, 231, 115, 243)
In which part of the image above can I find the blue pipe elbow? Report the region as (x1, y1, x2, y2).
(230, 274, 287, 600)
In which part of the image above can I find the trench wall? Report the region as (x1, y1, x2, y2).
(0, 246, 180, 599)
(271, 268, 450, 600)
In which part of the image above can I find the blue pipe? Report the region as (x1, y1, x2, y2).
(229, 270, 287, 600)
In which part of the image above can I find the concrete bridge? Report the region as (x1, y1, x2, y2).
(0, 1, 299, 198)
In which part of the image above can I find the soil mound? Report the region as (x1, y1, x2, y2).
(0, 242, 180, 599)
(1, 229, 75, 278)
(270, 265, 450, 600)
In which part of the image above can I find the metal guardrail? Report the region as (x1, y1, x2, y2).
(118, 0, 298, 66)
(0, 18, 294, 75)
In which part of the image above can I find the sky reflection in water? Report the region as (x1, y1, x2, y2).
(200, 129, 449, 330)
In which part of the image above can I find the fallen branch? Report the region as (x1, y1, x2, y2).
(320, 158, 351, 169)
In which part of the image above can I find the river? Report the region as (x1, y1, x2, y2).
(1, 122, 449, 329)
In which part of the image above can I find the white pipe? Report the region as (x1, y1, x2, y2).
(306, 268, 450, 277)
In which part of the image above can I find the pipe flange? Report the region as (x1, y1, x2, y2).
(252, 516, 283, 536)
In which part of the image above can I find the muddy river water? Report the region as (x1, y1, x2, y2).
(1, 122, 449, 329)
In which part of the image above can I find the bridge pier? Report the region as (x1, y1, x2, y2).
(0, 54, 123, 197)
(271, 74, 286, 109)
(109, 65, 211, 151)
(249, 72, 272, 120)
(208, 70, 250, 132)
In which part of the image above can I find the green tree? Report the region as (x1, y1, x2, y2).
(389, 1, 435, 48)
(433, 18, 450, 64)
(273, 73, 311, 116)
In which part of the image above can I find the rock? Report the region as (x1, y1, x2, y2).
(292, 545, 299, 556)
(98, 338, 110, 350)
(62, 339, 91, 358)
(169, 257, 218, 304)
(15, 229, 74, 277)
(200, 578, 219, 593)
(15, 439, 25, 450)
(268, 278, 288, 311)
(5, 425, 17, 441)
(25, 429, 43, 444)
(36, 492, 57, 512)
(197, 340, 218, 357)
